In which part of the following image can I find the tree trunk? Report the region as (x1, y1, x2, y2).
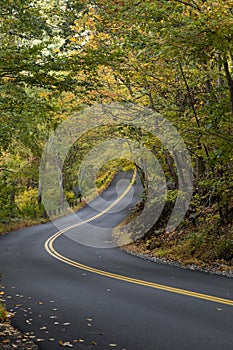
(223, 60, 233, 116)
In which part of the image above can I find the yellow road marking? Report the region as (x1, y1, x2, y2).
(45, 171, 233, 307)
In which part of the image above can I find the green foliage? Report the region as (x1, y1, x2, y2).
(77, 0, 233, 223)
(216, 238, 233, 261)
(0, 0, 232, 269)
(0, 302, 7, 323)
(176, 221, 233, 263)
(0, 1, 90, 223)
(65, 191, 76, 204)
(16, 189, 40, 219)
(0, 275, 7, 323)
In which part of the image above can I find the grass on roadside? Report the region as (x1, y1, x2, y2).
(0, 302, 7, 323)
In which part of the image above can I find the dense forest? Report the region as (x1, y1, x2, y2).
(0, 0, 232, 267)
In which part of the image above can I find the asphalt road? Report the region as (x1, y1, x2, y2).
(0, 172, 233, 350)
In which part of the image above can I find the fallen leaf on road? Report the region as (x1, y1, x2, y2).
(73, 338, 85, 343)
(59, 340, 73, 347)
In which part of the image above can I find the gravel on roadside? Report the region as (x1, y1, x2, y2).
(123, 248, 233, 278)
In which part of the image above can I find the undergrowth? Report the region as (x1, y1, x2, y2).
(123, 205, 233, 269)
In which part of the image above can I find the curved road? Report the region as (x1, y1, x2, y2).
(0, 172, 233, 350)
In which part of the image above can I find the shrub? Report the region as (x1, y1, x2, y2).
(16, 189, 40, 219)
(216, 239, 233, 261)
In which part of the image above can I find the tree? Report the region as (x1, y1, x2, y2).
(68, 0, 233, 222)
(0, 0, 89, 220)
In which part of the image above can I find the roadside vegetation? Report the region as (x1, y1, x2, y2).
(123, 205, 233, 270)
(0, 167, 116, 235)
(0, 0, 232, 268)
(0, 303, 6, 324)
(0, 276, 7, 323)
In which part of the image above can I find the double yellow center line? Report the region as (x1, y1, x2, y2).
(45, 171, 233, 307)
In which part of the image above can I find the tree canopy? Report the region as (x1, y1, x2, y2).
(0, 0, 232, 263)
